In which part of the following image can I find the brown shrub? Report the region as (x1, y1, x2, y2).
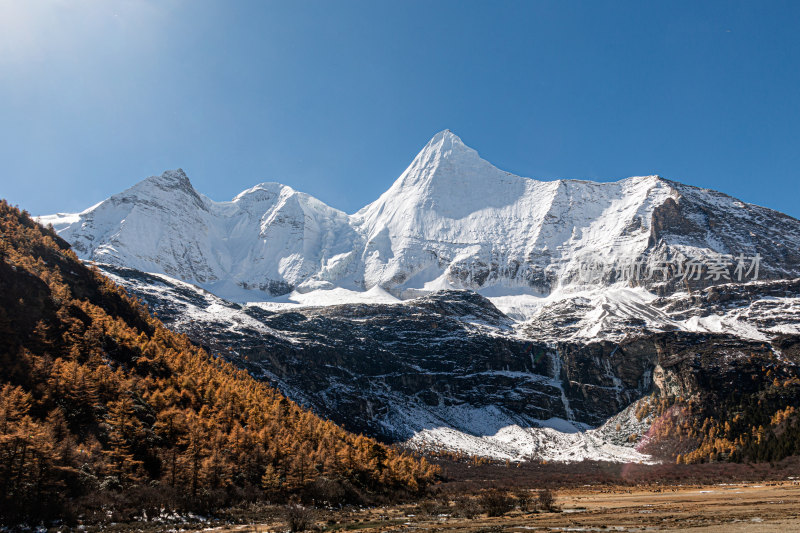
(479, 488, 514, 517)
(453, 495, 481, 519)
(537, 488, 557, 512)
(284, 503, 315, 532)
(514, 489, 532, 512)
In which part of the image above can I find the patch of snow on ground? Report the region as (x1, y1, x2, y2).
(407, 422, 654, 464)
(399, 401, 655, 464)
(249, 285, 401, 310)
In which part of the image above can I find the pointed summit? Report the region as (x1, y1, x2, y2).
(124, 168, 208, 211)
(139, 168, 195, 192)
(424, 129, 466, 150)
(416, 129, 474, 163)
(355, 129, 526, 238)
(386, 129, 497, 194)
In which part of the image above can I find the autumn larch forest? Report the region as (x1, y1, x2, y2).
(0, 200, 437, 522)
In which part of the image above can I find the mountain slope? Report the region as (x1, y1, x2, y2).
(40, 131, 800, 303)
(34, 131, 800, 466)
(97, 262, 800, 466)
(0, 201, 435, 522)
(39, 170, 361, 300)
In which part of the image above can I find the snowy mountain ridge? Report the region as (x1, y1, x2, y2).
(40, 130, 800, 308)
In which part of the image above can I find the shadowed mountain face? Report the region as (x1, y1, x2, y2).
(38, 131, 800, 462)
(100, 263, 800, 462)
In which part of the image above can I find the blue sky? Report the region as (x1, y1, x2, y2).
(1, 0, 799, 218)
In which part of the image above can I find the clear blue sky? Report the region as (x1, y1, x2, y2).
(1, 0, 799, 218)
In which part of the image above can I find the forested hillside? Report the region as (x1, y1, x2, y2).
(0, 200, 436, 523)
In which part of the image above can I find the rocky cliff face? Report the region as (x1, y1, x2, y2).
(99, 263, 800, 462)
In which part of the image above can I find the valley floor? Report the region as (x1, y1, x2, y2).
(188, 481, 800, 532)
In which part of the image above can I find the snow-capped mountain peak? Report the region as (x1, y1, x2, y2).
(373, 129, 513, 200)
(404, 128, 478, 177)
(144, 167, 191, 186)
(39, 131, 800, 303)
(231, 182, 286, 202)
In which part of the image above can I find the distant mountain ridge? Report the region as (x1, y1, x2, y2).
(39, 130, 800, 304)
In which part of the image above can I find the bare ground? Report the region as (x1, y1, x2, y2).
(205, 480, 800, 532)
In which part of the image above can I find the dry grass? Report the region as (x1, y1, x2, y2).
(182, 480, 800, 532)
